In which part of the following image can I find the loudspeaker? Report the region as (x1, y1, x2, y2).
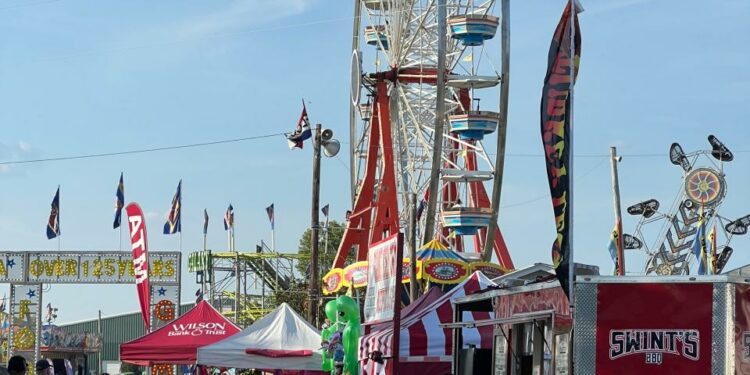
(323, 139, 341, 157)
(458, 347, 492, 375)
(321, 129, 334, 141)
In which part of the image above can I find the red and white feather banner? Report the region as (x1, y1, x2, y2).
(126, 203, 151, 331)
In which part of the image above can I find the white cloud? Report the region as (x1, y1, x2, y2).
(114, 0, 314, 59)
(584, 0, 654, 15)
(18, 140, 31, 152)
(173, 0, 312, 40)
(0, 140, 35, 174)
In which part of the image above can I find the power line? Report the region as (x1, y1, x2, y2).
(501, 156, 608, 209)
(0, 0, 60, 11)
(0, 132, 286, 166)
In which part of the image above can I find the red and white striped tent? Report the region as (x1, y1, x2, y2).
(359, 271, 495, 375)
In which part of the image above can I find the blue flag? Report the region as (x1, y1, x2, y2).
(163, 180, 182, 235)
(113, 173, 125, 229)
(47, 186, 60, 239)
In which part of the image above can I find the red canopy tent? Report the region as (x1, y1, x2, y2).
(120, 301, 240, 365)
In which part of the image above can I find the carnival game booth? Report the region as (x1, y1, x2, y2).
(197, 303, 325, 374)
(120, 300, 240, 365)
(359, 271, 496, 375)
(446, 263, 597, 375)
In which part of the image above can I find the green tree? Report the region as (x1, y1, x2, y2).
(295, 220, 353, 276)
(269, 221, 354, 323)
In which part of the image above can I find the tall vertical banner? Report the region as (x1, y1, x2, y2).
(364, 234, 402, 322)
(126, 203, 151, 331)
(541, 0, 581, 299)
(364, 233, 404, 375)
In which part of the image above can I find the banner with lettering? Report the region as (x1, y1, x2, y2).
(363, 234, 403, 323)
(541, 0, 581, 298)
(126, 203, 151, 331)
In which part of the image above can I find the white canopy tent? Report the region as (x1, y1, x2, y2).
(197, 303, 323, 371)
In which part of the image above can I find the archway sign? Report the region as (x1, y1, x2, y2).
(0, 251, 181, 367)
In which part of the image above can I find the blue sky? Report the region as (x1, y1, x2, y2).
(0, 0, 748, 323)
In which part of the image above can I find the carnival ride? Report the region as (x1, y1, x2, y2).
(335, 0, 515, 283)
(188, 242, 306, 326)
(623, 135, 750, 275)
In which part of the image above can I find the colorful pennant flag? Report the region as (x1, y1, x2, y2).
(266, 203, 275, 230)
(224, 204, 234, 231)
(203, 209, 209, 235)
(113, 173, 125, 229)
(709, 224, 717, 275)
(691, 211, 707, 275)
(541, 0, 581, 298)
(46, 186, 60, 239)
(607, 223, 622, 275)
(163, 180, 182, 235)
(286, 100, 312, 149)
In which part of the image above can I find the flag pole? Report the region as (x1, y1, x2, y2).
(273, 221, 279, 292)
(180, 183, 183, 252)
(58, 186, 61, 252)
(568, 0, 577, 310)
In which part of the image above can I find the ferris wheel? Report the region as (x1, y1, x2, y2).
(333, 0, 515, 272)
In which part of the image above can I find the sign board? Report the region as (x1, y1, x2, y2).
(595, 283, 711, 374)
(0, 251, 180, 284)
(188, 251, 212, 273)
(364, 234, 402, 323)
(8, 283, 42, 364)
(736, 284, 750, 374)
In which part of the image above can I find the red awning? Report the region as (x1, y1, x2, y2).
(120, 301, 240, 366)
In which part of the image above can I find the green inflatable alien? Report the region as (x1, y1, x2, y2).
(336, 295, 361, 375)
(320, 296, 361, 375)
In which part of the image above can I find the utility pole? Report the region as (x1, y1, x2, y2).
(309, 124, 322, 326)
(409, 193, 418, 302)
(609, 147, 626, 276)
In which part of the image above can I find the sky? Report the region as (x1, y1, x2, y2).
(0, 0, 748, 323)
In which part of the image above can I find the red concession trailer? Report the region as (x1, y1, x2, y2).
(574, 275, 750, 374)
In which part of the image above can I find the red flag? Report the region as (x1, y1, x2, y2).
(126, 203, 151, 331)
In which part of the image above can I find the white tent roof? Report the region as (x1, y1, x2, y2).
(197, 303, 322, 370)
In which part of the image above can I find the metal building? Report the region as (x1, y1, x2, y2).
(59, 304, 194, 375)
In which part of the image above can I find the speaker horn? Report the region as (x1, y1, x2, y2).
(323, 139, 341, 157)
(321, 129, 334, 142)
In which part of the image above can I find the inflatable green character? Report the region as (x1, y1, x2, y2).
(336, 295, 361, 375)
(320, 300, 339, 372)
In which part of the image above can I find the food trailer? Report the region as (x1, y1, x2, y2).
(445, 263, 596, 374)
(574, 272, 750, 374)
